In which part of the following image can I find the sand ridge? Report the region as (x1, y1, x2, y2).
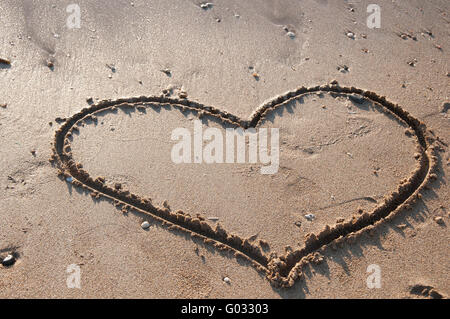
(50, 82, 440, 288)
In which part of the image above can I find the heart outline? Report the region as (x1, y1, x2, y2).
(51, 83, 438, 288)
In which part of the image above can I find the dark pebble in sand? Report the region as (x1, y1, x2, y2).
(161, 69, 172, 76)
(2, 254, 16, 266)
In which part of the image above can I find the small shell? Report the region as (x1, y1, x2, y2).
(141, 221, 151, 229)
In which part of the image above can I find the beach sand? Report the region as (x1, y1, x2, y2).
(0, 0, 448, 298)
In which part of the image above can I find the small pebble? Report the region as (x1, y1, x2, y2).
(304, 213, 315, 221)
(349, 94, 365, 104)
(441, 102, 450, 113)
(141, 221, 151, 229)
(161, 68, 172, 76)
(337, 65, 349, 73)
(200, 2, 213, 9)
(66, 176, 73, 183)
(434, 216, 444, 225)
(223, 277, 231, 284)
(207, 217, 219, 222)
(294, 221, 301, 227)
(0, 57, 11, 65)
(2, 254, 15, 266)
(287, 31, 296, 39)
(0, 103, 7, 108)
(347, 32, 355, 39)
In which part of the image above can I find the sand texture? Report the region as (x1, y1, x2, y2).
(0, 0, 449, 298)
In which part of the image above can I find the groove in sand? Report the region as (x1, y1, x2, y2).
(51, 83, 439, 288)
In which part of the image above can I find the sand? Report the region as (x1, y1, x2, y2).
(0, 0, 448, 298)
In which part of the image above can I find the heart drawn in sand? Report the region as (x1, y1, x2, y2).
(51, 83, 438, 288)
